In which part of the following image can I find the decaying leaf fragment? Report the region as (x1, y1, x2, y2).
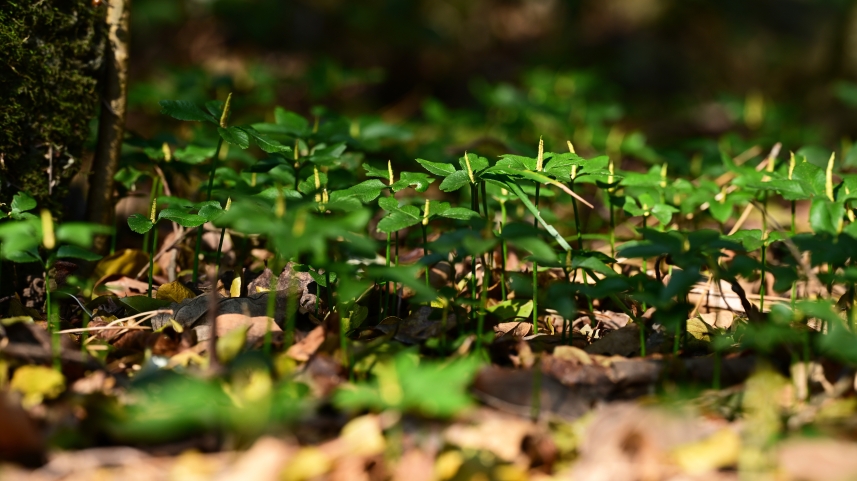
(10, 365, 65, 408)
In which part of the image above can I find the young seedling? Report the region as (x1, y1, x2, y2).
(128, 199, 225, 294)
(0, 208, 106, 369)
(158, 93, 292, 286)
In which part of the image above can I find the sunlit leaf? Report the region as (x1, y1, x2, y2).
(159, 208, 207, 228)
(218, 126, 251, 149)
(416, 158, 457, 177)
(127, 214, 154, 234)
(438, 170, 471, 192)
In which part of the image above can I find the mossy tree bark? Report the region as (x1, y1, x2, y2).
(0, 1, 104, 212)
(86, 0, 130, 254)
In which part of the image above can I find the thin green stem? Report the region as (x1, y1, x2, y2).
(532, 261, 539, 334)
(481, 181, 489, 220)
(45, 268, 60, 370)
(142, 176, 158, 256)
(215, 227, 227, 279)
(570, 181, 584, 250)
(476, 254, 489, 357)
(336, 274, 349, 374)
(791, 200, 797, 309)
(265, 257, 278, 357)
(440, 302, 449, 355)
(285, 276, 297, 349)
(532, 182, 541, 333)
(570, 180, 594, 330)
(147, 224, 158, 298)
(193, 137, 225, 286)
(760, 243, 767, 312)
(326, 269, 333, 316)
(760, 194, 768, 312)
(383, 232, 391, 320)
(422, 222, 430, 288)
(205, 138, 224, 201)
(641, 215, 648, 312)
(394, 231, 400, 317)
(606, 290, 645, 357)
(609, 197, 616, 260)
(500, 201, 507, 300)
(470, 184, 478, 323)
(533, 184, 540, 229)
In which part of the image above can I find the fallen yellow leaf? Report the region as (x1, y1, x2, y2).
(10, 365, 65, 408)
(281, 447, 331, 481)
(671, 428, 740, 474)
(340, 415, 385, 457)
(157, 281, 197, 304)
(230, 277, 241, 298)
(92, 249, 149, 287)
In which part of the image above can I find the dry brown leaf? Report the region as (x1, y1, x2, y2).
(216, 313, 281, 339)
(277, 262, 321, 314)
(203, 230, 232, 253)
(472, 366, 595, 420)
(373, 306, 457, 344)
(585, 324, 641, 357)
(97, 275, 151, 298)
(392, 449, 434, 481)
(777, 439, 857, 481)
(699, 311, 734, 329)
(552, 346, 593, 365)
(541, 356, 614, 399)
(247, 268, 274, 294)
(495, 321, 532, 338)
(444, 410, 534, 462)
(285, 326, 325, 362)
(37, 446, 158, 480)
(595, 310, 631, 329)
(329, 456, 372, 481)
(215, 437, 296, 481)
(70, 371, 116, 395)
(569, 403, 720, 481)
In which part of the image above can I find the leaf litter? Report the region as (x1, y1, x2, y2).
(6, 109, 857, 481)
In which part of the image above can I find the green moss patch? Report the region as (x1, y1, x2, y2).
(0, 0, 104, 212)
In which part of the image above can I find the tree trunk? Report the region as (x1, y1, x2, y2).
(87, 0, 130, 254)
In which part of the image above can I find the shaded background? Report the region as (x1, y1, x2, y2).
(123, 0, 857, 171)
